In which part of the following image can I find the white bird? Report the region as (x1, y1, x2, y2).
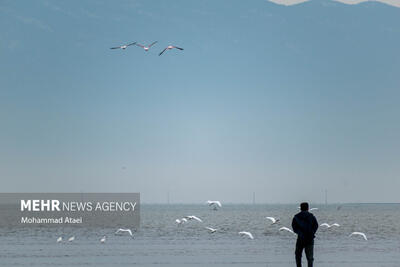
(110, 42, 136, 50)
(239, 231, 254, 240)
(176, 218, 187, 225)
(185, 215, 202, 222)
(320, 223, 340, 228)
(115, 228, 133, 237)
(349, 232, 368, 241)
(136, 41, 157, 51)
(207, 200, 222, 210)
(265, 217, 280, 224)
(159, 45, 184, 56)
(68, 236, 75, 242)
(279, 227, 294, 234)
(100, 236, 106, 243)
(56, 236, 62, 243)
(205, 227, 217, 233)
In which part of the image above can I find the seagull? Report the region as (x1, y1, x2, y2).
(239, 231, 254, 240)
(185, 215, 202, 222)
(320, 223, 340, 228)
(159, 45, 184, 56)
(265, 217, 280, 225)
(115, 228, 133, 237)
(100, 236, 106, 243)
(56, 236, 62, 243)
(176, 218, 187, 225)
(349, 232, 367, 241)
(136, 41, 157, 51)
(110, 42, 136, 50)
(68, 236, 75, 242)
(279, 227, 294, 234)
(207, 200, 222, 210)
(205, 227, 217, 233)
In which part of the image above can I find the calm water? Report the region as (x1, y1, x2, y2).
(1, 204, 400, 267)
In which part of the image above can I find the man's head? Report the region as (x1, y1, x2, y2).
(300, 202, 309, 211)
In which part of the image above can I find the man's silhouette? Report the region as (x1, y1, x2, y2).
(292, 202, 318, 267)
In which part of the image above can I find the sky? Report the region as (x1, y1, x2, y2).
(269, 0, 400, 7)
(1, 0, 400, 204)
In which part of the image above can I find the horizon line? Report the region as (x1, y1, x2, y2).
(141, 202, 400, 205)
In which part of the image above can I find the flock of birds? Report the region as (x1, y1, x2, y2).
(172, 202, 368, 241)
(110, 41, 184, 56)
(56, 228, 132, 244)
(175, 203, 368, 241)
(55, 201, 368, 244)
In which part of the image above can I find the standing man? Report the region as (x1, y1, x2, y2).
(292, 202, 318, 267)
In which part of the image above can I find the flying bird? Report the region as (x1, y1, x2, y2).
(185, 215, 202, 222)
(265, 217, 280, 225)
(100, 236, 106, 243)
(68, 236, 75, 242)
(56, 236, 62, 243)
(239, 231, 254, 240)
(176, 218, 187, 225)
(349, 232, 368, 241)
(205, 227, 217, 233)
(207, 200, 222, 210)
(279, 227, 295, 234)
(320, 223, 340, 228)
(110, 42, 136, 50)
(136, 41, 157, 51)
(115, 228, 133, 237)
(159, 45, 184, 56)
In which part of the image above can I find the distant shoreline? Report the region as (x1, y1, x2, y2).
(140, 202, 400, 205)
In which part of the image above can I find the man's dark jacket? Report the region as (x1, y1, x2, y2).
(292, 211, 318, 243)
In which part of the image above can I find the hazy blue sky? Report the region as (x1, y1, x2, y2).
(1, 0, 399, 203)
(270, 0, 400, 7)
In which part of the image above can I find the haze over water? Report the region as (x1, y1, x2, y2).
(1, 204, 400, 266)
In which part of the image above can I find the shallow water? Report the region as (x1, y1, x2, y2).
(1, 204, 400, 266)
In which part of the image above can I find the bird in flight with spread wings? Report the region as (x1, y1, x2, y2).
(159, 45, 184, 56)
(136, 41, 158, 51)
(110, 42, 137, 50)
